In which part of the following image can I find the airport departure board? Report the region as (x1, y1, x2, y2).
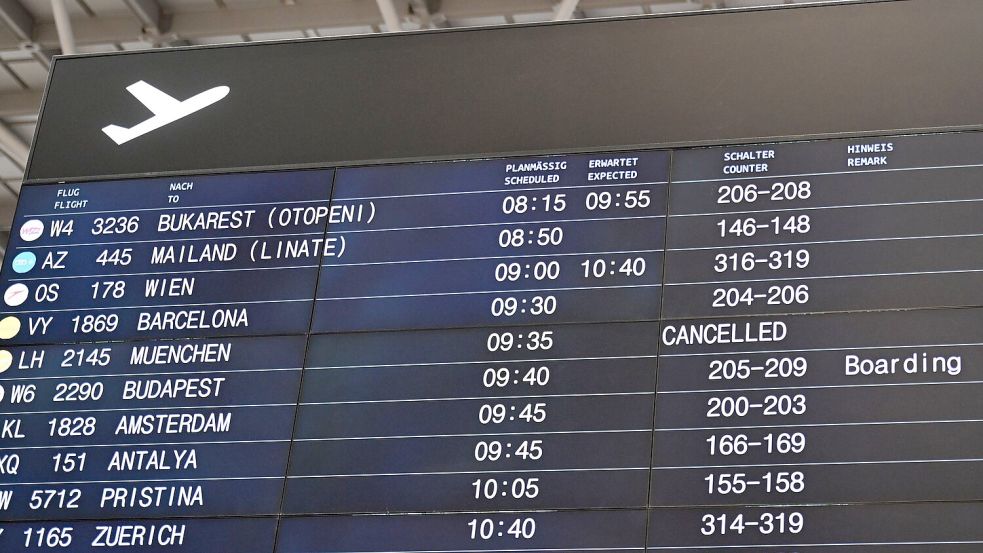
(2, 129, 983, 552)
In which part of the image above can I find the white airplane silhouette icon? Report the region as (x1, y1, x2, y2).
(101, 81, 230, 145)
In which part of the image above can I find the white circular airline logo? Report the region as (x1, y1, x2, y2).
(3, 284, 28, 307)
(19, 219, 44, 242)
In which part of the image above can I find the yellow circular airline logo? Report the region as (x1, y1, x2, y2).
(0, 317, 21, 340)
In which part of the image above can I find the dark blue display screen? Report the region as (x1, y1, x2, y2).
(3, 133, 983, 551)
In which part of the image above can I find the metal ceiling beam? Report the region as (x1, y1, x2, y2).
(0, 90, 41, 118)
(50, 0, 76, 54)
(0, 0, 34, 42)
(0, 119, 29, 169)
(0, 0, 711, 50)
(122, 0, 166, 35)
(0, 179, 18, 202)
(553, 0, 581, 20)
(438, 0, 557, 19)
(409, 0, 447, 28)
(375, 0, 403, 32)
(440, 0, 704, 18)
(16, 1, 381, 49)
(0, 230, 11, 259)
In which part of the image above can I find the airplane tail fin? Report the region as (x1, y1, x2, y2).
(101, 124, 133, 146)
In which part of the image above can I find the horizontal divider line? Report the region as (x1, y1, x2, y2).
(658, 380, 980, 394)
(294, 429, 651, 442)
(660, 341, 983, 358)
(323, 249, 664, 267)
(333, 180, 667, 202)
(24, 197, 330, 218)
(14, 231, 324, 250)
(326, 214, 665, 235)
(654, 457, 983, 470)
(672, 195, 983, 218)
(11, 297, 312, 314)
(10, 264, 320, 282)
(666, 266, 983, 287)
(0, 402, 291, 417)
(304, 544, 645, 553)
(0, 475, 285, 487)
(0, 438, 292, 452)
(656, 419, 983, 432)
(316, 283, 661, 301)
(673, 161, 983, 184)
(0, 367, 303, 382)
(300, 391, 653, 406)
(288, 467, 648, 479)
(307, 355, 659, 371)
(648, 540, 983, 550)
(669, 230, 983, 251)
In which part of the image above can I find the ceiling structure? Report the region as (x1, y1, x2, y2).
(0, 0, 867, 258)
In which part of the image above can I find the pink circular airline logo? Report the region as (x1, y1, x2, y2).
(3, 283, 28, 307)
(19, 219, 44, 242)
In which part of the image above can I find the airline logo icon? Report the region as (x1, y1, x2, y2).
(11, 252, 36, 274)
(19, 219, 44, 242)
(0, 317, 20, 340)
(0, 350, 11, 374)
(3, 284, 28, 307)
(102, 81, 231, 145)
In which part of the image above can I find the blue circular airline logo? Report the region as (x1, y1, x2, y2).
(11, 252, 36, 274)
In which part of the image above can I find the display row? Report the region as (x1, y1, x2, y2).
(5, 502, 983, 552)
